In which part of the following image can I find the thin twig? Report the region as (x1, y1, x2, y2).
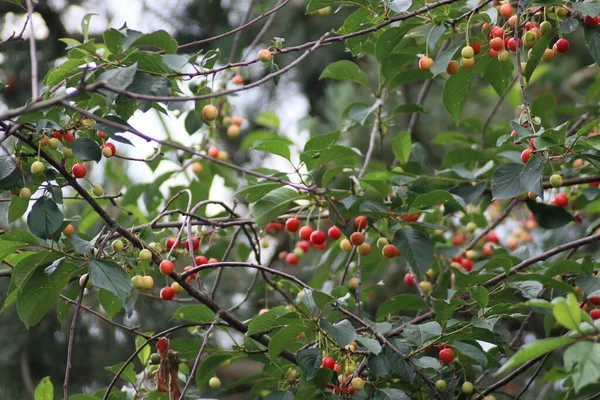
(63, 277, 87, 398)
(481, 76, 519, 148)
(25, 0, 38, 100)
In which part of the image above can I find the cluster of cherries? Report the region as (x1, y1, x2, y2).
(319, 345, 366, 395)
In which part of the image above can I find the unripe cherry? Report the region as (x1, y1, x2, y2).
(20, 187, 31, 200)
(63, 224, 75, 237)
(340, 239, 352, 252)
(171, 282, 184, 294)
(540, 20, 552, 33)
(357, 242, 371, 256)
(542, 48, 554, 62)
(348, 277, 359, 289)
(142, 275, 154, 290)
(202, 104, 219, 121)
(227, 124, 240, 138)
(500, 3, 513, 18)
(92, 184, 104, 197)
(231, 116, 243, 126)
(376, 237, 389, 249)
(208, 146, 220, 158)
(461, 46, 474, 59)
(132, 275, 144, 290)
(419, 281, 432, 294)
(550, 174, 563, 188)
(351, 377, 365, 390)
(31, 161, 45, 174)
(48, 138, 60, 149)
(79, 273, 92, 288)
(498, 50, 510, 63)
(191, 162, 203, 175)
(112, 239, 124, 252)
(139, 249, 152, 261)
(258, 49, 273, 62)
(461, 57, 475, 69)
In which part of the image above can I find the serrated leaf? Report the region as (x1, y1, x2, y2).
(27, 197, 64, 239)
(391, 132, 411, 164)
(404, 321, 441, 346)
(130, 30, 178, 54)
(526, 199, 573, 229)
(319, 60, 369, 88)
(585, 26, 600, 66)
(88, 259, 132, 306)
(249, 187, 300, 228)
(564, 341, 600, 393)
(268, 325, 306, 360)
(442, 64, 476, 124)
(72, 137, 102, 162)
(411, 190, 466, 213)
(321, 319, 356, 347)
(297, 348, 322, 379)
(171, 305, 215, 323)
(8, 195, 28, 223)
(393, 229, 433, 277)
(249, 140, 291, 161)
(97, 63, 138, 105)
(377, 294, 427, 320)
(356, 336, 382, 354)
(496, 336, 575, 375)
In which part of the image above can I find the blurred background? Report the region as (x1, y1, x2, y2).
(0, 0, 598, 398)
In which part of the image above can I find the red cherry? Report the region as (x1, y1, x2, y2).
(471, 42, 481, 55)
(487, 231, 499, 243)
(584, 16, 599, 27)
(299, 226, 314, 241)
(97, 131, 107, 138)
(590, 181, 600, 187)
(310, 230, 326, 245)
(51, 130, 63, 140)
(184, 266, 197, 280)
(404, 273, 415, 286)
(312, 241, 327, 250)
(285, 217, 301, 232)
(156, 338, 168, 352)
(439, 348, 455, 363)
(208, 146, 219, 158)
(452, 233, 466, 246)
(529, 138, 537, 150)
(589, 297, 600, 305)
(382, 244, 399, 258)
(521, 148, 533, 163)
(264, 222, 284, 233)
(296, 240, 310, 253)
(461, 258, 474, 272)
(483, 243, 494, 257)
(63, 131, 75, 142)
(72, 163, 87, 178)
(489, 48, 500, 57)
(354, 216, 368, 230)
(166, 238, 180, 250)
(554, 193, 568, 207)
(492, 26, 505, 38)
(328, 226, 342, 240)
(207, 258, 218, 264)
(285, 252, 299, 265)
(350, 232, 365, 246)
(525, 21, 532, 31)
(102, 142, 116, 156)
(507, 38, 518, 51)
(490, 37, 504, 51)
(555, 38, 569, 54)
(499, 3, 513, 18)
(278, 251, 288, 261)
(195, 255, 208, 265)
(185, 237, 200, 251)
(322, 356, 335, 370)
(591, 309, 600, 320)
(160, 286, 175, 300)
(159, 260, 175, 275)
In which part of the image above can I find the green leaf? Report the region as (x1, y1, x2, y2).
(249, 140, 291, 161)
(249, 187, 300, 228)
(383, 0, 412, 13)
(391, 132, 411, 165)
(297, 348, 322, 379)
(552, 296, 580, 331)
(126, 74, 171, 112)
(34, 377, 53, 400)
(430, 41, 463, 77)
(356, 336, 382, 354)
(525, 30, 556, 82)
(17, 262, 77, 328)
(105, 362, 136, 384)
(321, 319, 356, 347)
(247, 307, 295, 335)
(377, 294, 427, 320)
(484, 58, 514, 96)
(27, 197, 64, 239)
(236, 182, 282, 203)
(2, 0, 24, 8)
(576, 274, 600, 297)
(585, 26, 600, 66)
(306, 0, 367, 13)
(44, 59, 87, 87)
(375, 26, 411, 62)
(521, 154, 546, 196)
(572, 1, 600, 17)
(526, 199, 573, 229)
(390, 104, 424, 116)
(303, 131, 340, 152)
(442, 64, 476, 125)
(268, 325, 306, 360)
(404, 321, 441, 346)
(411, 190, 466, 213)
(172, 305, 215, 323)
(491, 163, 525, 200)
(374, 389, 410, 400)
(130, 30, 178, 54)
(72, 137, 102, 162)
(496, 336, 576, 375)
(319, 60, 369, 88)
(468, 286, 489, 308)
(564, 341, 600, 393)
(509, 280, 544, 299)
(388, 68, 432, 90)
(451, 341, 488, 366)
(393, 229, 433, 277)
(99, 289, 122, 319)
(97, 63, 138, 105)
(88, 259, 132, 306)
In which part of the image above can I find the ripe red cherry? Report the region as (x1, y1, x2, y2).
(452, 233, 466, 246)
(63, 131, 75, 142)
(554, 193, 568, 207)
(312, 241, 327, 250)
(166, 238, 180, 250)
(589, 297, 600, 305)
(490, 37, 504, 51)
(499, 3, 513, 18)
(404, 273, 416, 286)
(354, 216, 367, 230)
(322, 356, 335, 370)
(185, 237, 200, 251)
(471, 42, 481, 55)
(483, 243, 494, 257)
(591, 309, 600, 320)
(195, 255, 208, 265)
(285, 217, 301, 232)
(310, 230, 326, 245)
(507, 38, 517, 51)
(382, 244, 399, 258)
(492, 26, 505, 38)
(439, 348, 455, 363)
(328, 226, 342, 240)
(350, 232, 365, 246)
(51, 130, 63, 140)
(159, 260, 175, 275)
(160, 286, 176, 300)
(72, 163, 87, 178)
(521, 148, 533, 163)
(461, 258, 474, 272)
(207, 257, 218, 264)
(529, 138, 537, 150)
(296, 240, 310, 253)
(299, 226, 313, 241)
(555, 38, 569, 53)
(264, 222, 284, 232)
(584, 16, 599, 27)
(487, 231, 499, 243)
(285, 252, 299, 265)
(208, 146, 220, 158)
(97, 131, 107, 138)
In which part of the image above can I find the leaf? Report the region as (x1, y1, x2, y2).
(130, 30, 178, 54)
(8, 195, 28, 223)
(2, 0, 24, 8)
(484, 58, 514, 96)
(34, 377, 53, 400)
(99, 289, 122, 319)
(491, 163, 525, 199)
(319, 60, 369, 88)
(97, 63, 138, 105)
(430, 41, 464, 77)
(27, 197, 64, 239)
(572, 1, 600, 17)
(126, 74, 171, 112)
(525, 29, 556, 82)
(297, 348, 322, 379)
(393, 229, 433, 277)
(383, 0, 412, 13)
(411, 190, 466, 213)
(404, 322, 442, 346)
(105, 362, 136, 384)
(452, 341, 488, 366)
(17, 262, 77, 328)
(249, 187, 300, 228)
(375, 26, 411, 62)
(388, 68, 432, 90)
(44, 59, 87, 87)
(377, 294, 427, 319)
(356, 336, 382, 354)
(576, 274, 600, 297)
(303, 131, 340, 152)
(496, 336, 576, 375)
(249, 140, 291, 161)
(391, 132, 411, 165)
(88, 259, 132, 306)
(374, 389, 411, 400)
(72, 137, 102, 162)
(442, 64, 476, 125)
(526, 199, 573, 229)
(390, 104, 424, 116)
(509, 281, 544, 299)
(585, 26, 600, 66)
(520, 154, 546, 196)
(306, 0, 367, 12)
(247, 307, 296, 335)
(468, 287, 489, 308)
(172, 305, 215, 323)
(552, 294, 580, 330)
(268, 325, 306, 360)
(321, 319, 356, 347)
(564, 341, 600, 393)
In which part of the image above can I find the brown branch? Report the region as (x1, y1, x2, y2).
(63, 276, 87, 398)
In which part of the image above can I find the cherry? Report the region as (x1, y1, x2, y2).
(264, 222, 284, 233)
(232, 116, 243, 126)
(382, 244, 399, 258)
(461, 46, 474, 59)
(171, 282, 184, 294)
(97, 131, 107, 138)
(322, 356, 335, 370)
(30, 160, 44, 175)
(139, 249, 152, 261)
(63, 131, 75, 142)
(191, 162, 204, 175)
(340, 239, 352, 252)
(195, 255, 208, 265)
(446, 60, 460, 75)
(51, 130, 63, 140)
(348, 277, 359, 289)
(404, 273, 416, 286)
(492, 26, 505, 38)
(591, 308, 600, 320)
(208, 146, 220, 158)
(357, 242, 371, 256)
(79, 274, 92, 288)
(296, 240, 310, 253)
(377, 237, 389, 249)
(299, 226, 313, 240)
(508, 15, 517, 28)
(540, 20, 552, 33)
(202, 104, 219, 121)
(483, 243, 494, 257)
(550, 174, 563, 188)
(351, 377, 365, 390)
(452, 233, 466, 246)
(159, 260, 174, 275)
(354, 216, 367, 230)
(232, 74, 244, 85)
(102, 143, 116, 158)
(590, 297, 600, 305)
(92, 184, 104, 196)
(142, 275, 154, 290)
(285, 252, 299, 265)
(328, 226, 342, 240)
(418, 56, 434, 71)
(489, 48, 499, 58)
(285, 217, 300, 232)
(471, 42, 481, 54)
(554, 193, 568, 207)
(310, 230, 326, 245)
(521, 148, 533, 163)
(499, 3, 513, 18)
(72, 163, 87, 178)
(585, 16, 599, 27)
(131, 275, 144, 290)
(498, 50, 510, 63)
(435, 380, 447, 391)
(185, 237, 200, 251)
(160, 286, 175, 300)
(166, 238, 180, 250)
(490, 37, 504, 51)
(208, 376, 221, 388)
(227, 125, 240, 138)
(461, 258, 474, 272)
(461, 57, 475, 69)
(350, 232, 365, 246)
(112, 240, 124, 252)
(258, 49, 273, 62)
(507, 38, 518, 52)
(19, 187, 31, 200)
(462, 381, 474, 394)
(439, 347, 455, 363)
(542, 48, 554, 62)
(420, 281, 432, 294)
(555, 38, 569, 53)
